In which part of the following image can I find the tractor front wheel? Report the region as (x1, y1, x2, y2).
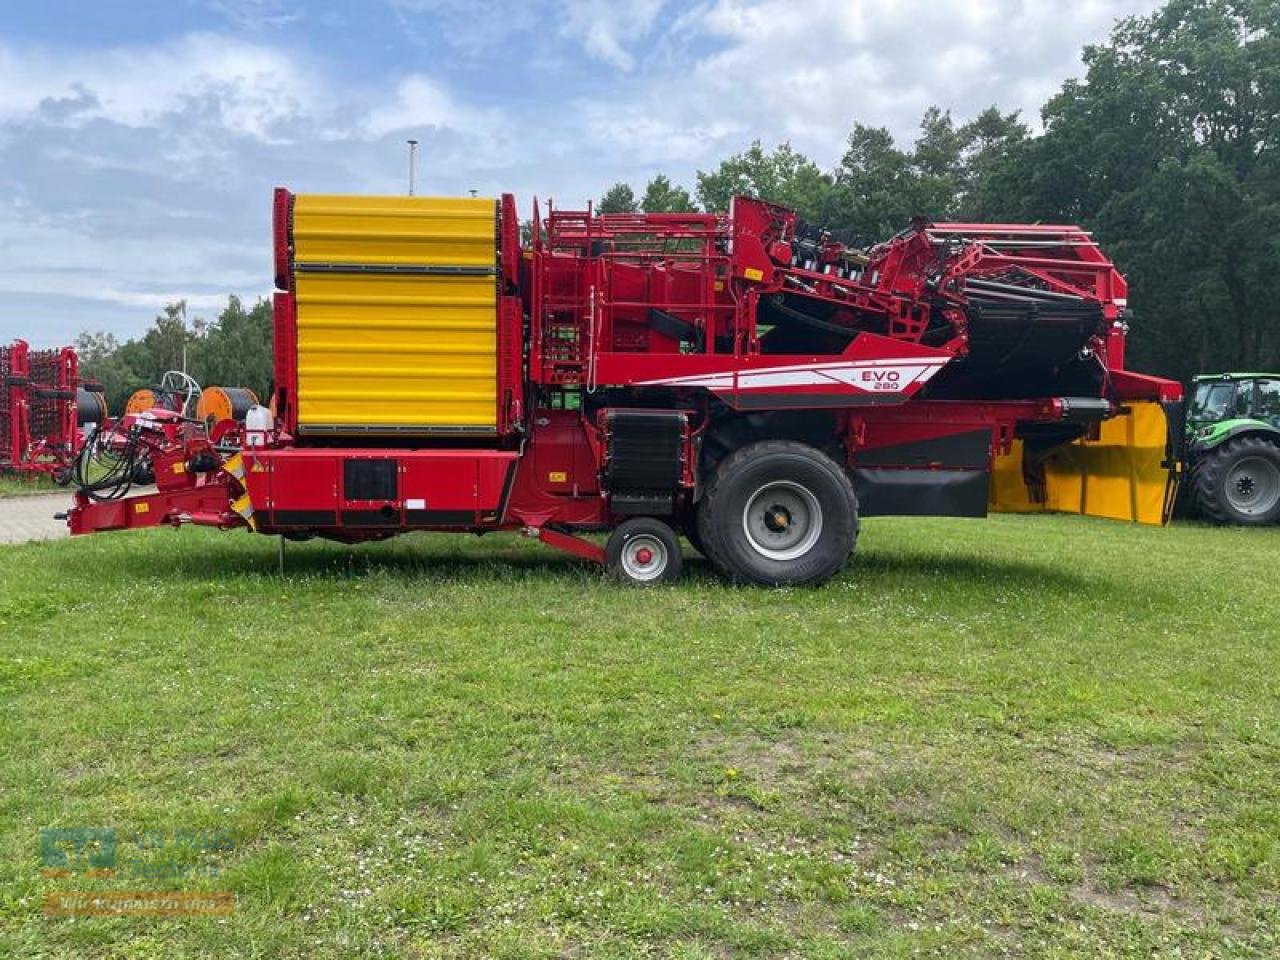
(1191, 435, 1280, 525)
(606, 518, 683, 585)
(697, 440, 858, 586)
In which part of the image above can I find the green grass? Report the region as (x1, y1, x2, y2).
(1, 515, 1278, 958)
(0, 472, 59, 497)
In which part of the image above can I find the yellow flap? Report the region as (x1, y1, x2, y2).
(991, 401, 1175, 526)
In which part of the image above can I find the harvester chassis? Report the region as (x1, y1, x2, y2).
(65, 191, 1183, 586)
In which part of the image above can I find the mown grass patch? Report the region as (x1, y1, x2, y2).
(0, 514, 1277, 957)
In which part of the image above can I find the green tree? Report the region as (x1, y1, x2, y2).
(823, 107, 1027, 237)
(597, 182, 638, 214)
(189, 296, 274, 401)
(640, 175, 696, 213)
(142, 301, 195, 374)
(822, 124, 915, 237)
(695, 141, 831, 220)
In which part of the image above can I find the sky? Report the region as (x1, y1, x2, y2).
(0, 0, 1165, 347)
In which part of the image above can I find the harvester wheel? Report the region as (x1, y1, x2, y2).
(606, 518, 683, 585)
(697, 440, 858, 586)
(1191, 436, 1280, 525)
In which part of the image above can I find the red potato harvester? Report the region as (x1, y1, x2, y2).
(63, 191, 1183, 585)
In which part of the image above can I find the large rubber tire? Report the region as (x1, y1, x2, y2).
(697, 440, 858, 586)
(606, 517, 684, 585)
(1191, 435, 1280, 525)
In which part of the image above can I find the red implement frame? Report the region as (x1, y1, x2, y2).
(1, 340, 82, 476)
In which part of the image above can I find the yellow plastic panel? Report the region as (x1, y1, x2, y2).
(293, 194, 497, 267)
(295, 272, 496, 432)
(989, 439, 1040, 513)
(291, 194, 499, 434)
(990, 401, 1175, 526)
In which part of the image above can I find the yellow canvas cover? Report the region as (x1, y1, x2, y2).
(291, 194, 498, 435)
(990, 401, 1177, 525)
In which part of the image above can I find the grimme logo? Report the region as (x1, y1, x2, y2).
(40, 827, 116, 878)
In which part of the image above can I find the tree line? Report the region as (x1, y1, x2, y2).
(80, 0, 1278, 404)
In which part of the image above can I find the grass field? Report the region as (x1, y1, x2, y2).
(0, 472, 59, 497)
(1, 514, 1277, 958)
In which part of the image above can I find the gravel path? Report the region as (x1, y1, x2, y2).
(0, 493, 72, 544)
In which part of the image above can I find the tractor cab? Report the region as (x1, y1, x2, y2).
(1189, 374, 1280, 431)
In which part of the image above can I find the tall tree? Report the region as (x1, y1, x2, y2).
(695, 141, 830, 220)
(823, 124, 916, 238)
(640, 174, 696, 213)
(823, 107, 1027, 237)
(597, 182, 638, 214)
(190, 296, 274, 401)
(995, 0, 1280, 379)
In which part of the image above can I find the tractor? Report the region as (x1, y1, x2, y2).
(1184, 373, 1280, 525)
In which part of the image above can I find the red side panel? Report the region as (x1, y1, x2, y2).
(497, 193, 524, 437)
(272, 187, 293, 293)
(272, 291, 297, 433)
(244, 449, 518, 532)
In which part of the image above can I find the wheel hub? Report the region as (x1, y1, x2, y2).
(1225, 455, 1280, 516)
(620, 534, 668, 582)
(765, 506, 792, 532)
(742, 481, 823, 561)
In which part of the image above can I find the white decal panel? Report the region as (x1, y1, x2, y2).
(636, 358, 950, 394)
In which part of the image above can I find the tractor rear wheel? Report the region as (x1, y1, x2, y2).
(1191, 435, 1280, 525)
(606, 517, 683, 585)
(697, 440, 858, 586)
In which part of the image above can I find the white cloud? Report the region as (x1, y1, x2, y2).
(623, 0, 1166, 159)
(0, 34, 319, 142)
(558, 0, 669, 70)
(206, 0, 305, 31)
(0, 0, 1169, 347)
(364, 75, 499, 139)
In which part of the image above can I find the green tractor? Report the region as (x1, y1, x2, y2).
(1184, 374, 1280, 525)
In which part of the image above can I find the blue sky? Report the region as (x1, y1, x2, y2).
(0, 0, 1162, 346)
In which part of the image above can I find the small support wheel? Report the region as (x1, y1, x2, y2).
(606, 518, 683, 585)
